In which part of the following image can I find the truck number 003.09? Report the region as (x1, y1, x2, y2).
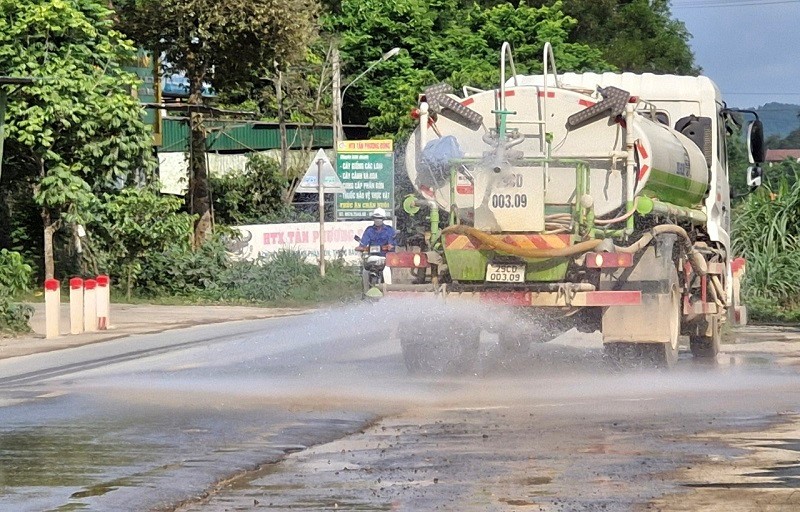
(491, 193, 528, 208)
(486, 264, 524, 282)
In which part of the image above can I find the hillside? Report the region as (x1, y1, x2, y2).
(748, 102, 800, 138)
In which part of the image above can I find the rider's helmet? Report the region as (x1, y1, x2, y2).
(371, 207, 387, 219)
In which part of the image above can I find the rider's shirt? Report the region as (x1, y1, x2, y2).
(360, 225, 397, 256)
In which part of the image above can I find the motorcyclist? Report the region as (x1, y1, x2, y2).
(355, 207, 396, 256)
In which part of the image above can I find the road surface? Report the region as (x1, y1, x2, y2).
(1, 298, 799, 511)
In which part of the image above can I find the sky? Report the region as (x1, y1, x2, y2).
(670, 0, 800, 109)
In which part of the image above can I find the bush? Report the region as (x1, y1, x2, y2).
(733, 164, 800, 322)
(209, 250, 360, 304)
(0, 249, 34, 336)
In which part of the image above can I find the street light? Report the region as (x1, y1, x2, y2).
(336, 47, 401, 142)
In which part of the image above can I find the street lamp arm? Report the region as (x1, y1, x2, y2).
(341, 60, 382, 104)
(340, 48, 402, 104)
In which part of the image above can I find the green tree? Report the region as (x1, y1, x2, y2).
(210, 154, 296, 225)
(87, 187, 196, 298)
(325, 0, 613, 137)
(0, 0, 155, 279)
(549, 0, 697, 74)
(114, 0, 319, 246)
(0, 249, 34, 336)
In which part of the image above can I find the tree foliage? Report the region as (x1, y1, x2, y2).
(0, 249, 34, 336)
(766, 126, 800, 150)
(0, 0, 155, 279)
(210, 154, 297, 225)
(325, 0, 614, 136)
(114, 0, 320, 245)
(86, 188, 196, 297)
(542, 0, 697, 74)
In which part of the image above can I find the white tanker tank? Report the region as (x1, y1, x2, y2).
(404, 76, 712, 233)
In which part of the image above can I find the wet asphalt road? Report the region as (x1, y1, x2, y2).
(2, 299, 800, 511)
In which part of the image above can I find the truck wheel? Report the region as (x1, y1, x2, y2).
(399, 316, 480, 376)
(603, 283, 680, 369)
(689, 315, 721, 358)
(601, 235, 681, 369)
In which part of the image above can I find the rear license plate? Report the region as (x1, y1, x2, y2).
(486, 263, 525, 283)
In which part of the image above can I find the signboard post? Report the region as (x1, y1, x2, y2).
(336, 140, 394, 220)
(296, 149, 345, 276)
(122, 49, 162, 146)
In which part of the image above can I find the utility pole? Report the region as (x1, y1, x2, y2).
(332, 46, 342, 150)
(317, 157, 326, 277)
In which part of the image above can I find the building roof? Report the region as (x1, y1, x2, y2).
(766, 149, 800, 162)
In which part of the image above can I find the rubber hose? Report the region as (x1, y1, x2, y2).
(615, 224, 708, 276)
(441, 224, 602, 258)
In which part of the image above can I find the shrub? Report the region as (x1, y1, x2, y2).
(733, 163, 800, 321)
(0, 249, 34, 336)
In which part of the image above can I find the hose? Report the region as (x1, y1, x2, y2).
(441, 224, 708, 276)
(614, 224, 708, 276)
(441, 224, 602, 258)
(595, 197, 641, 226)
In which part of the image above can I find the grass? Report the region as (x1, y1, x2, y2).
(733, 164, 800, 324)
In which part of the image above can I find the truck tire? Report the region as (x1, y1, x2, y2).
(399, 316, 480, 376)
(601, 235, 681, 369)
(689, 315, 721, 359)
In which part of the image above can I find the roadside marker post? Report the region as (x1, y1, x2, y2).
(69, 277, 84, 335)
(44, 279, 60, 339)
(96, 275, 110, 330)
(295, 148, 345, 277)
(83, 279, 97, 333)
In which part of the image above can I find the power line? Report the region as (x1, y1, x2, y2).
(672, 0, 800, 8)
(724, 92, 800, 96)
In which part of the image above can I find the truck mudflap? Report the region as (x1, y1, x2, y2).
(382, 284, 641, 307)
(731, 257, 747, 326)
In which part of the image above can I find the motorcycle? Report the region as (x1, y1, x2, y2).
(354, 235, 389, 298)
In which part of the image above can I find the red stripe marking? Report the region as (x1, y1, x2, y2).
(84, 279, 97, 290)
(538, 91, 556, 98)
(44, 279, 59, 292)
(731, 257, 746, 274)
(529, 236, 551, 250)
(69, 277, 84, 290)
(420, 185, 435, 198)
(461, 98, 475, 106)
(636, 142, 649, 159)
(96, 275, 109, 287)
(456, 185, 474, 194)
(638, 164, 650, 181)
(583, 291, 641, 306)
(497, 90, 516, 98)
(480, 291, 531, 306)
(578, 99, 595, 107)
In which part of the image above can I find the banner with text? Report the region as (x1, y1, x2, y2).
(336, 140, 394, 220)
(227, 221, 387, 265)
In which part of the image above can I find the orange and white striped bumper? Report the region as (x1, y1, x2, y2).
(444, 233, 571, 252)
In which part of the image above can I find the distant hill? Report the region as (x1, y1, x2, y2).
(747, 102, 800, 138)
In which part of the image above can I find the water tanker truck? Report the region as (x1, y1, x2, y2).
(383, 43, 764, 371)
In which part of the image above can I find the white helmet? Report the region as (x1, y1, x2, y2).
(371, 207, 387, 219)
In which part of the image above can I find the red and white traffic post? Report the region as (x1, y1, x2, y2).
(69, 277, 84, 335)
(96, 275, 110, 330)
(83, 278, 97, 333)
(44, 278, 60, 339)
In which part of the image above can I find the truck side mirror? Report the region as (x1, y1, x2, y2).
(747, 165, 763, 188)
(747, 120, 765, 164)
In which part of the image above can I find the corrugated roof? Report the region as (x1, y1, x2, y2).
(159, 118, 336, 152)
(766, 149, 800, 162)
